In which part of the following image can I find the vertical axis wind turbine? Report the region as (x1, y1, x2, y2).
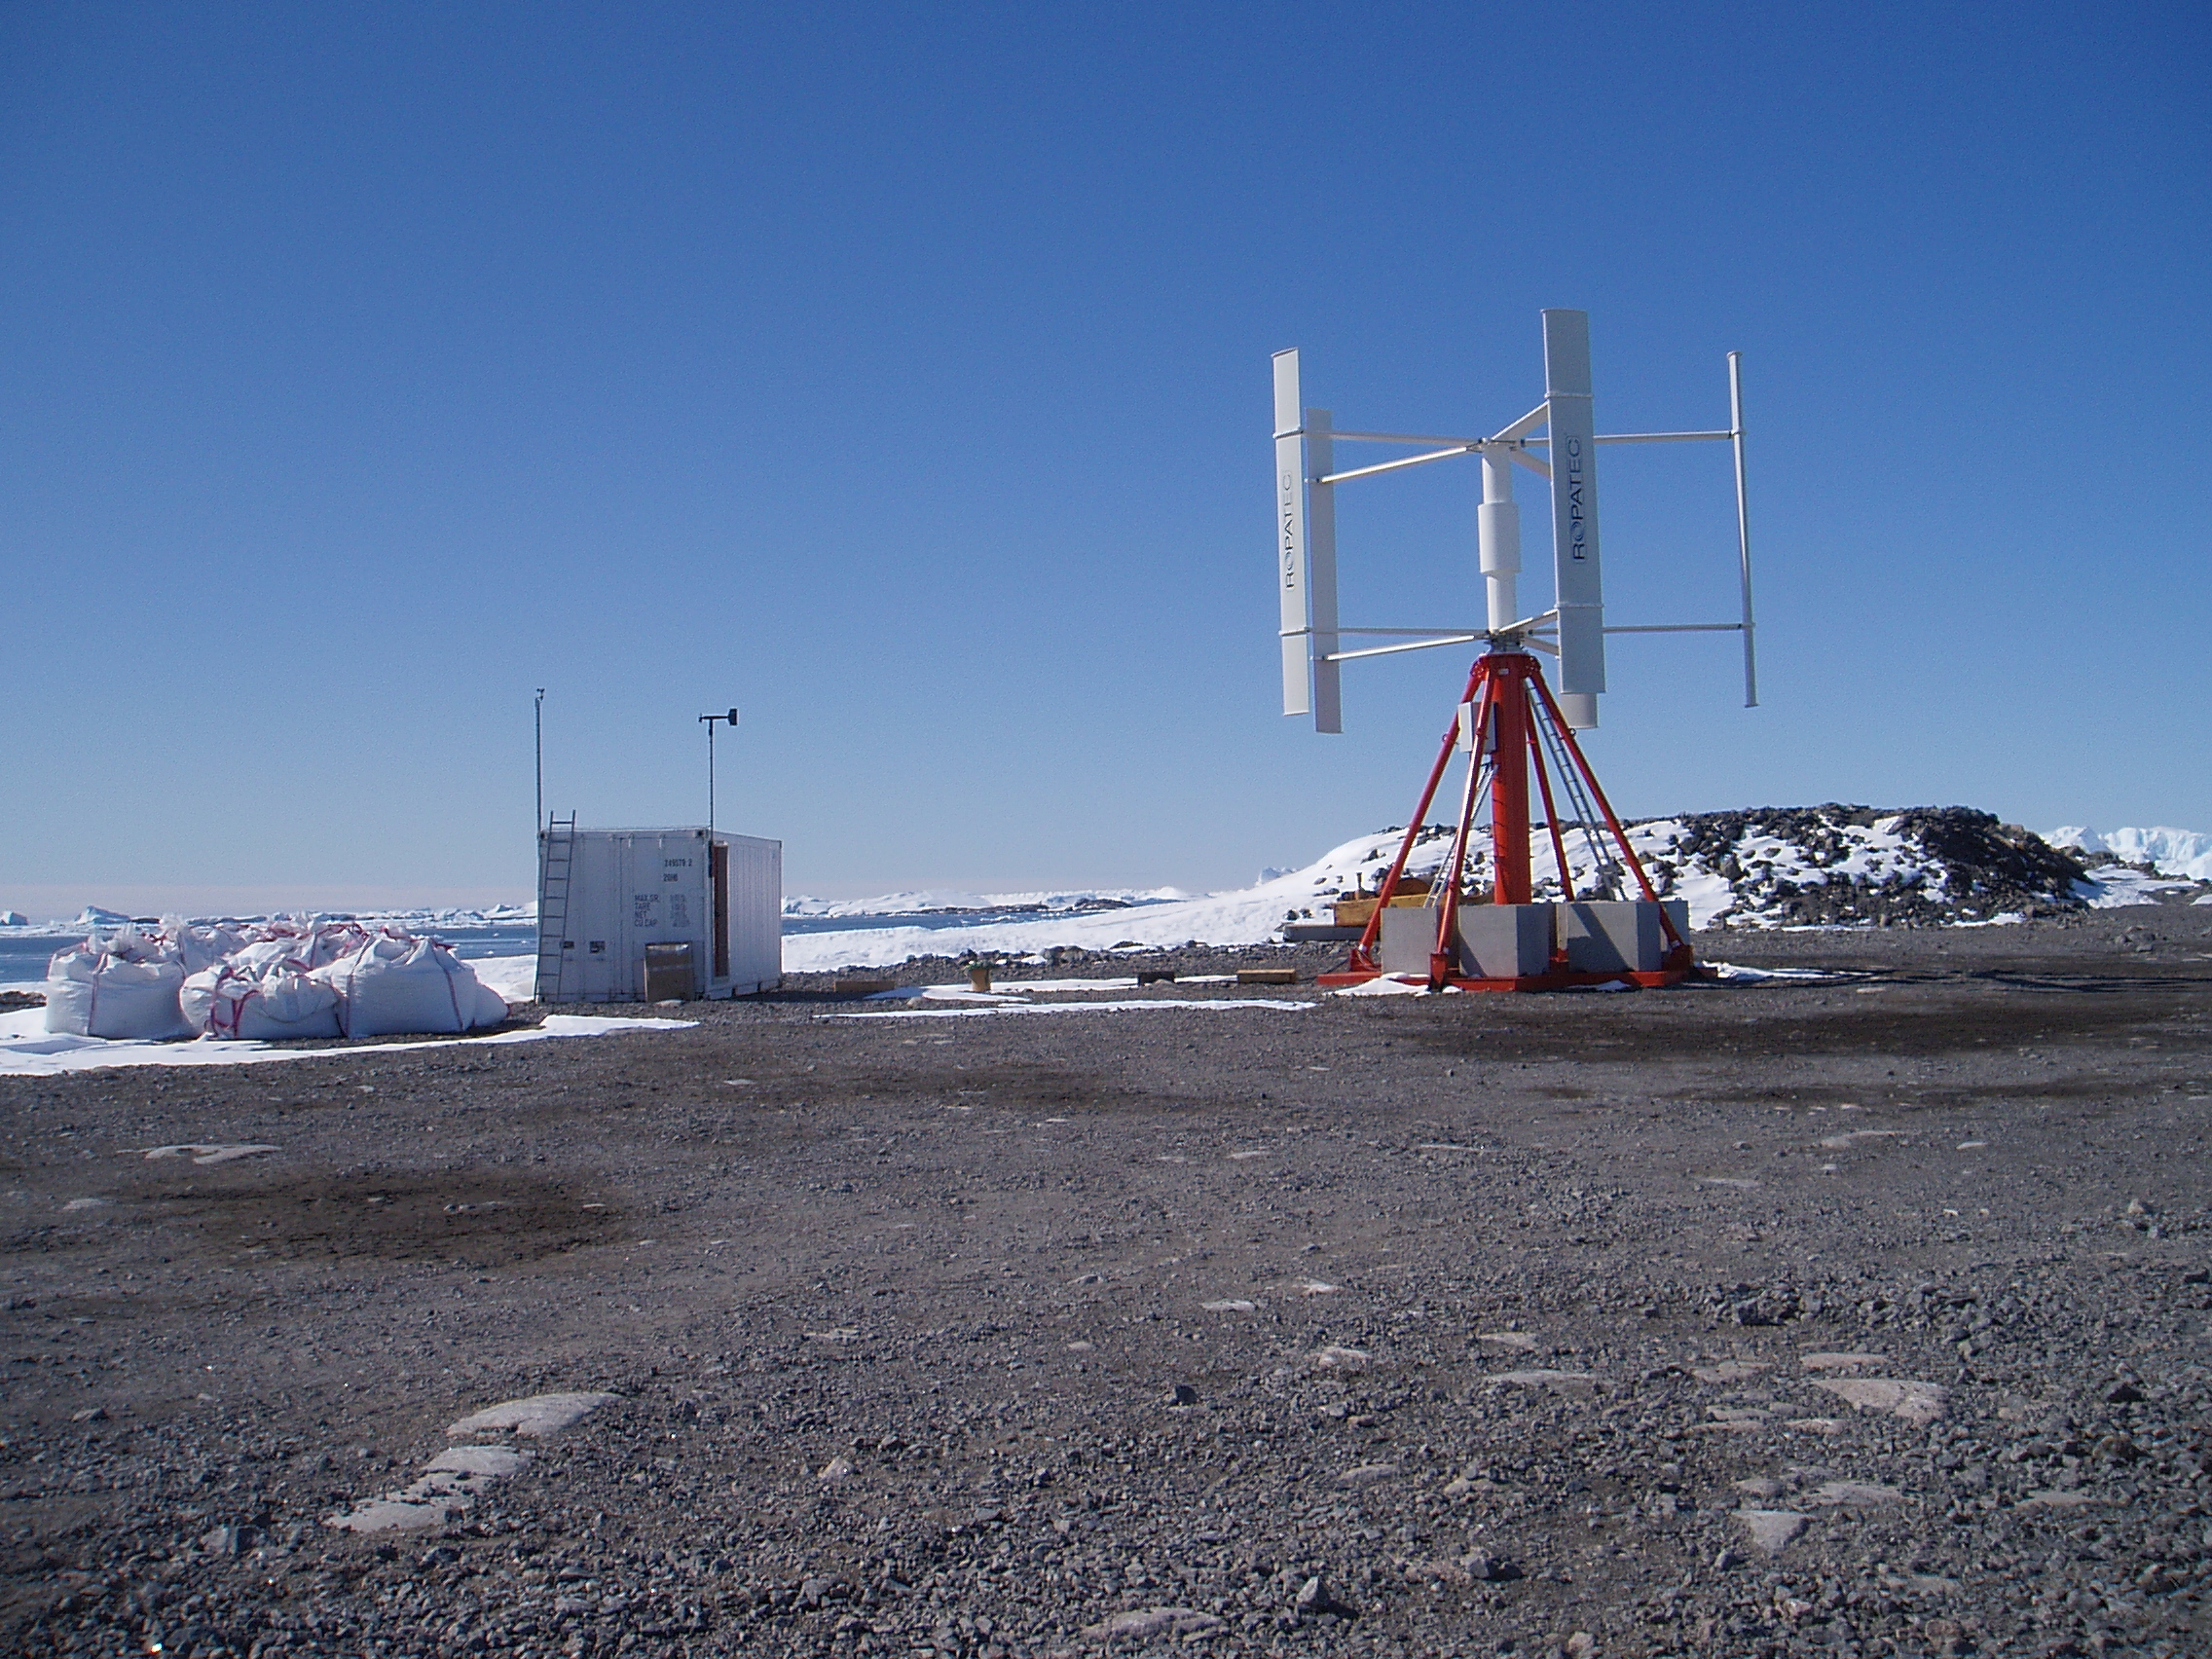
(1272, 310, 1758, 990)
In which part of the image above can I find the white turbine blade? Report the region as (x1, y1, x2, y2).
(1543, 309, 1604, 713)
(1272, 350, 1310, 719)
(1308, 409, 1342, 732)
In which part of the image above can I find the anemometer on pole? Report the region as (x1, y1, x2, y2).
(1272, 310, 1758, 991)
(699, 708, 739, 846)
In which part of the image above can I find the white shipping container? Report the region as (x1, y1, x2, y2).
(536, 827, 781, 1003)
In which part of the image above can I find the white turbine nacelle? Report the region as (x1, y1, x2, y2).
(1272, 309, 1756, 732)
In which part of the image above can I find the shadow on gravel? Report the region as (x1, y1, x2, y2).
(124, 1169, 627, 1266)
(1968, 969, 2212, 994)
(1404, 985, 2210, 1066)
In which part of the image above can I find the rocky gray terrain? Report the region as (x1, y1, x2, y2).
(3, 907, 2209, 1657)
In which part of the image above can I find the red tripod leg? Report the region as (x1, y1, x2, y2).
(1350, 658, 1486, 973)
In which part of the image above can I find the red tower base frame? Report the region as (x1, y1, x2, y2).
(1316, 650, 1701, 993)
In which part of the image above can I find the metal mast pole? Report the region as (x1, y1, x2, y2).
(1490, 658, 1533, 906)
(534, 688, 545, 834)
(698, 709, 737, 846)
(1728, 351, 1758, 708)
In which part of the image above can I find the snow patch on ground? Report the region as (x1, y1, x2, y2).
(827, 998, 1313, 1021)
(0, 1007, 690, 1077)
(471, 955, 540, 1004)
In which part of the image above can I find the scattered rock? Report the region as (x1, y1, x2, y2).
(1811, 1376, 1947, 1424)
(1692, 1359, 1770, 1383)
(1336, 1462, 1398, 1489)
(1799, 1351, 1886, 1370)
(1736, 1509, 1810, 1554)
(1294, 1573, 1354, 1618)
(324, 1494, 461, 1535)
(325, 1444, 532, 1534)
(141, 1144, 280, 1165)
(444, 1391, 619, 1438)
(426, 1445, 527, 1478)
(1459, 1549, 1521, 1582)
(2021, 1489, 2103, 1509)
(1805, 1480, 1900, 1507)
(1082, 1606, 1224, 1642)
(1312, 1345, 1370, 1370)
(1487, 1369, 1595, 1392)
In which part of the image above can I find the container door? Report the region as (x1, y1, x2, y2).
(575, 834, 620, 1001)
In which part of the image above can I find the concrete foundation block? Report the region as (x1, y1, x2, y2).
(1559, 900, 1689, 973)
(1376, 903, 1554, 978)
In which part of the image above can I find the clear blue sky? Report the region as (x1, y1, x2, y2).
(2, 2, 2205, 915)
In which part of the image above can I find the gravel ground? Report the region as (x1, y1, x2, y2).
(4, 909, 2209, 1658)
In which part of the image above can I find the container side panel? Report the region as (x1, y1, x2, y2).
(724, 835, 782, 991)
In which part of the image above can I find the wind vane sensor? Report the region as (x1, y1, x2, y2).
(1271, 309, 1757, 991)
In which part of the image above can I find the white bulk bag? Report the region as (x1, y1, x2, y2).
(182, 965, 342, 1042)
(162, 916, 248, 977)
(315, 936, 507, 1038)
(44, 948, 192, 1040)
(296, 921, 369, 971)
(224, 938, 311, 977)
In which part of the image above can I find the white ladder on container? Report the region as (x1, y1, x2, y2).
(535, 815, 577, 1003)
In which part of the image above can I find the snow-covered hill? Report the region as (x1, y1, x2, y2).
(2047, 826, 2212, 883)
(776, 806, 2207, 971)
